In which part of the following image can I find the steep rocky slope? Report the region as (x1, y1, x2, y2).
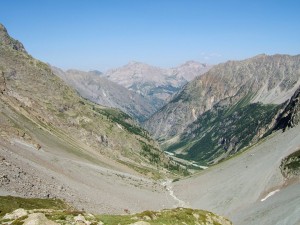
(52, 67, 156, 122)
(173, 124, 300, 225)
(274, 85, 300, 130)
(0, 23, 173, 179)
(0, 23, 194, 213)
(144, 54, 300, 164)
(0, 24, 26, 53)
(105, 61, 211, 109)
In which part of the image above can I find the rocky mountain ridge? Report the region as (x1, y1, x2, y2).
(51, 67, 156, 122)
(0, 24, 26, 53)
(144, 54, 300, 164)
(105, 61, 211, 109)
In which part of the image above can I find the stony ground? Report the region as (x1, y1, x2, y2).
(1, 207, 232, 225)
(173, 125, 300, 225)
(0, 133, 175, 214)
(1, 124, 300, 225)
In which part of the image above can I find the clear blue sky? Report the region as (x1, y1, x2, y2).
(1, 0, 300, 71)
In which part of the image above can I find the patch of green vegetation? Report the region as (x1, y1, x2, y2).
(173, 178, 180, 182)
(281, 149, 300, 177)
(139, 140, 161, 164)
(0, 196, 231, 225)
(46, 210, 85, 221)
(164, 161, 190, 177)
(97, 214, 134, 225)
(97, 208, 229, 225)
(286, 160, 300, 170)
(118, 160, 163, 180)
(224, 92, 255, 116)
(10, 215, 28, 225)
(0, 196, 70, 216)
(167, 101, 281, 165)
(93, 107, 150, 140)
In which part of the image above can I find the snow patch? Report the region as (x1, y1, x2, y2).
(260, 189, 280, 202)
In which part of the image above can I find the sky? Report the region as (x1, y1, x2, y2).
(0, 0, 300, 71)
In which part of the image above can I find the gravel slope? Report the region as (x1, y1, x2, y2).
(173, 125, 300, 225)
(0, 123, 176, 214)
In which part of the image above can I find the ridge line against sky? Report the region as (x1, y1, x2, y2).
(0, 0, 300, 71)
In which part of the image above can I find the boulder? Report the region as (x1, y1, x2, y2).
(23, 213, 59, 225)
(3, 208, 27, 220)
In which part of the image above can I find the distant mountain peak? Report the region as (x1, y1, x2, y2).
(125, 61, 155, 69)
(128, 60, 140, 65)
(0, 23, 27, 53)
(89, 70, 103, 76)
(182, 60, 200, 65)
(179, 60, 209, 68)
(253, 53, 267, 58)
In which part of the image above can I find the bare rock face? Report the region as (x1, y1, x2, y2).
(3, 208, 28, 220)
(143, 54, 300, 164)
(0, 23, 27, 53)
(23, 213, 59, 225)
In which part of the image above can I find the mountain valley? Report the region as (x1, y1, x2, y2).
(0, 22, 300, 225)
(51, 67, 156, 122)
(144, 54, 300, 164)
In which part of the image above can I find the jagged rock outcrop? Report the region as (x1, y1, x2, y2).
(52, 67, 156, 122)
(0, 24, 27, 53)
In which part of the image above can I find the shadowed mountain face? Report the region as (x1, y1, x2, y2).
(51, 67, 156, 122)
(273, 85, 300, 131)
(105, 61, 211, 109)
(144, 54, 300, 164)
